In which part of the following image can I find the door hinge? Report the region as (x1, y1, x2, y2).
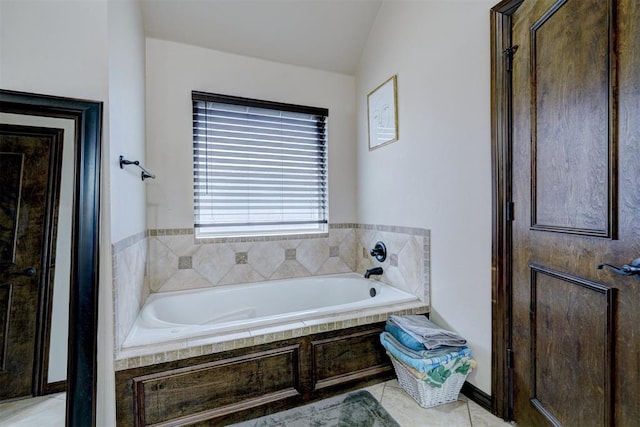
(506, 348, 514, 369)
(506, 201, 515, 222)
(503, 45, 519, 72)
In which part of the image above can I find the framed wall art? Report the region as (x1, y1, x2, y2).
(367, 75, 398, 150)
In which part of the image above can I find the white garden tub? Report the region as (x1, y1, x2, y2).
(122, 273, 418, 348)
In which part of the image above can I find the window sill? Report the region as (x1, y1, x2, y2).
(194, 229, 330, 244)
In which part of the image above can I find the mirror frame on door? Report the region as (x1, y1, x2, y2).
(0, 89, 102, 427)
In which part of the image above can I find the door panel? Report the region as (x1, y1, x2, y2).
(529, 265, 614, 426)
(0, 151, 25, 375)
(0, 126, 62, 400)
(0, 152, 24, 264)
(510, 0, 640, 425)
(529, 0, 614, 237)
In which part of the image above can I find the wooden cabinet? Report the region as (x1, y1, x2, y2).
(115, 323, 394, 426)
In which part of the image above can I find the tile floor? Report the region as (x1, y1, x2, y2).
(0, 392, 65, 427)
(364, 379, 512, 427)
(0, 380, 512, 426)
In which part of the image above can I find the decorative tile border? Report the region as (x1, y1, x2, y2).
(354, 223, 430, 236)
(145, 223, 429, 241)
(148, 228, 193, 237)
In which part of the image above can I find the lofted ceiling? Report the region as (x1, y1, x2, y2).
(140, 0, 383, 75)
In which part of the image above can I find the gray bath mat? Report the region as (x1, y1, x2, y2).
(230, 390, 400, 427)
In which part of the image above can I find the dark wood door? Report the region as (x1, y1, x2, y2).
(0, 125, 62, 401)
(510, 0, 640, 425)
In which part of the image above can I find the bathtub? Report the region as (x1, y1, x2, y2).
(122, 273, 419, 348)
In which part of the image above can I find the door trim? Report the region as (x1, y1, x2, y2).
(490, 0, 523, 420)
(0, 90, 102, 427)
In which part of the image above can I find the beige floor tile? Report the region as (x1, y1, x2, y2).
(0, 395, 65, 427)
(467, 398, 512, 427)
(381, 383, 472, 427)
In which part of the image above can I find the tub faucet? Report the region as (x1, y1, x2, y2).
(364, 267, 383, 279)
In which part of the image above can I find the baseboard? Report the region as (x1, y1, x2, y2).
(461, 381, 492, 412)
(42, 380, 66, 395)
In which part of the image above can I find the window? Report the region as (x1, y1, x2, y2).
(192, 91, 328, 238)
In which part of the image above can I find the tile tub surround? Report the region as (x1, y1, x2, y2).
(112, 231, 148, 352)
(146, 226, 357, 292)
(145, 223, 430, 305)
(112, 223, 430, 361)
(355, 224, 430, 305)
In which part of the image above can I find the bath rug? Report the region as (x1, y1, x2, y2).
(229, 390, 400, 427)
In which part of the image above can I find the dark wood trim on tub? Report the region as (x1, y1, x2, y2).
(115, 322, 395, 427)
(490, 0, 523, 422)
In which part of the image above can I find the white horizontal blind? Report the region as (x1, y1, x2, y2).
(192, 92, 328, 237)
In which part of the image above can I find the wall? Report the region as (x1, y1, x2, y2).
(145, 38, 358, 229)
(108, 0, 149, 390)
(0, 0, 108, 100)
(356, 0, 494, 393)
(108, 0, 147, 243)
(1, 0, 147, 424)
(0, 2, 3, 84)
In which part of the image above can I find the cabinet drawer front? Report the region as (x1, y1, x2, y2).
(312, 328, 390, 389)
(133, 345, 301, 426)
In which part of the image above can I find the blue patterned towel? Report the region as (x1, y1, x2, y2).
(380, 331, 472, 373)
(380, 332, 475, 388)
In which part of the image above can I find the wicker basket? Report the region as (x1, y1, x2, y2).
(390, 357, 470, 408)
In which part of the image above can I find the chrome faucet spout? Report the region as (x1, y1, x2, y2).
(364, 267, 383, 279)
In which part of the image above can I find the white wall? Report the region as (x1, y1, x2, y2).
(0, 0, 108, 101)
(1, 0, 147, 424)
(105, 1, 147, 425)
(356, 0, 494, 393)
(145, 38, 358, 229)
(109, 0, 147, 243)
(0, 2, 3, 84)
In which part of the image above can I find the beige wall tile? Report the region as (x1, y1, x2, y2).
(192, 243, 235, 285)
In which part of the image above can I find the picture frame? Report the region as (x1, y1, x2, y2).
(367, 75, 398, 150)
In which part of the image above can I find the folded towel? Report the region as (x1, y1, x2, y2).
(387, 351, 476, 388)
(388, 315, 467, 350)
(381, 332, 476, 389)
(383, 327, 464, 359)
(384, 324, 425, 351)
(380, 331, 472, 373)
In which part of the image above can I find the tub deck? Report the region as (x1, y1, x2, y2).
(116, 298, 428, 370)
